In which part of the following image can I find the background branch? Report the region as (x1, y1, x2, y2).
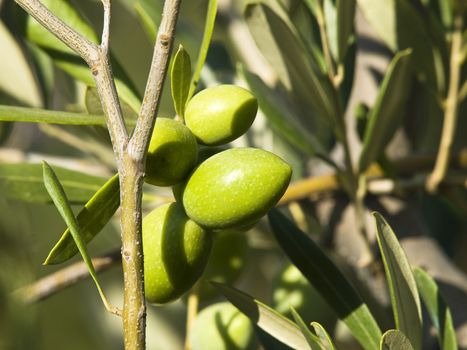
(14, 249, 121, 304)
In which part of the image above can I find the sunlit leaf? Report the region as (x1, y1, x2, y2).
(45, 174, 120, 265)
(0, 163, 106, 203)
(413, 267, 458, 350)
(268, 209, 382, 350)
(171, 45, 191, 118)
(212, 282, 310, 350)
(374, 213, 422, 350)
(359, 49, 413, 173)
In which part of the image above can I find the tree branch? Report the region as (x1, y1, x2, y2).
(127, 0, 182, 163)
(426, 16, 464, 193)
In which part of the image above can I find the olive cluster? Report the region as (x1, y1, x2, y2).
(142, 85, 292, 305)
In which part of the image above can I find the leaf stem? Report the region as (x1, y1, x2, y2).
(426, 16, 464, 193)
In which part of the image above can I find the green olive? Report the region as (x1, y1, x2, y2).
(185, 85, 258, 146)
(190, 302, 256, 350)
(145, 117, 198, 186)
(182, 148, 292, 230)
(272, 264, 337, 331)
(172, 146, 227, 202)
(198, 230, 248, 300)
(143, 203, 212, 304)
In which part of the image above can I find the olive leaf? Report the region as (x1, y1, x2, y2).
(380, 329, 414, 350)
(413, 267, 458, 350)
(0, 104, 107, 126)
(268, 209, 382, 350)
(212, 282, 310, 350)
(358, 49, 413, 173)
(42, 162, 119, 315)
(24, 0, 141, 113)
(0, 163, 107, 203)
(44, 174, 120, 265)
(188, 0, 218, 100)
(171, 45, 192, 118)
(374, 213, 422, 350)
(289, 307, 323, 350)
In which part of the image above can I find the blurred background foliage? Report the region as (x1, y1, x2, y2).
(0, 0, 466, 349)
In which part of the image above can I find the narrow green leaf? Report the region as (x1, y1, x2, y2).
(290, 307, 323, 350)
(171, 45, 191, 118)
(413, 267, 458, 350)
(212, 282, 310, 350)
(310, 322, 337, 350)
(380, 329, 414, 350)
(268, 209, 382, 350)
(0, 163, 106, 203)
(24, 0, 141, 113)
(45, 174, 120, 265)
(358, 49, 413, 172)
(373, 213, 422, 350)
(42, 162, 118, 315)
(188, 0, 218, 100)
(0, 104, 107, 126)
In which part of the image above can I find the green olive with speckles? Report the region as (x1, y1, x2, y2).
(145, 117, 198, 186)
(143, 203, 212, 304)
(182, 148, 292, 230)
(190, 302, 256, 350)
(185, 85, 258, 146)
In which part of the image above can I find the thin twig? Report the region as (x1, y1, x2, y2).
(13, 249, 121, 304)
(426, 16, 464, 193)
(127, 0, 182, 163)
(101, 0, 111, 54)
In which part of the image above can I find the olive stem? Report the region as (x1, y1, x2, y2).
(184, 283, 200, 350)
(426, 16, 464, 193)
